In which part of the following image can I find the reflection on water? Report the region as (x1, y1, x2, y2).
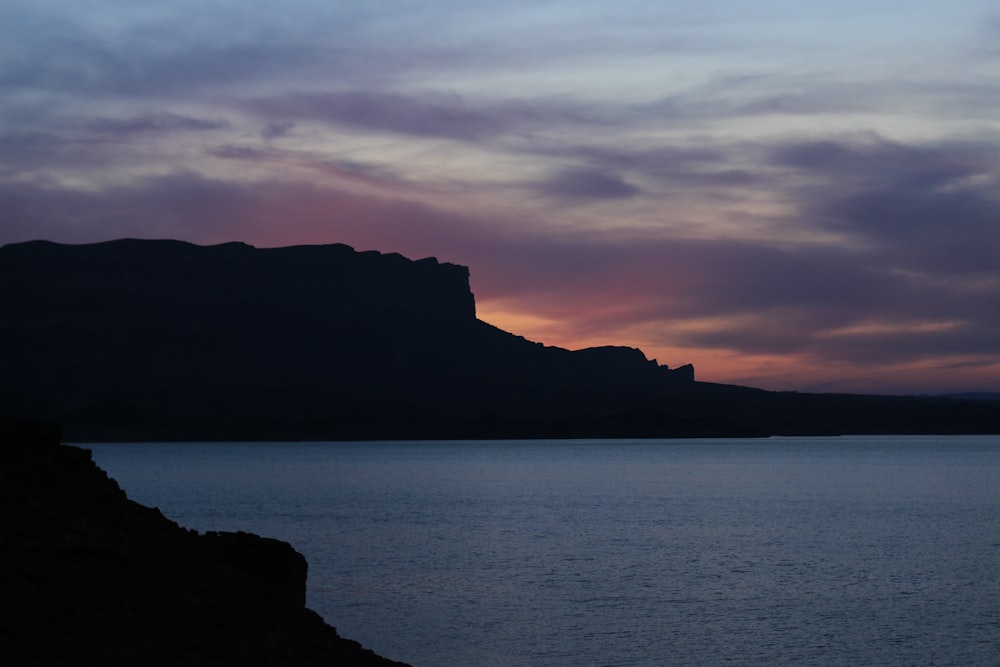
(89, 436, 1000, 666)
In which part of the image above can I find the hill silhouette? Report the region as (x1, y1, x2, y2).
(1, 239, 997, 439)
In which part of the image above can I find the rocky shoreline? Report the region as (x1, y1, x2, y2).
(0, 418, 411, 666)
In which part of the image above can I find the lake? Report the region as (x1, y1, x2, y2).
(87, 436, 1000, 666)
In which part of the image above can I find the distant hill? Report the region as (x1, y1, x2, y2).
(940, 393, 1000, 402)
(1, 239, 998, 439)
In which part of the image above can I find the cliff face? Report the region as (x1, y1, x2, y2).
(0, 239, 478, 409)
(0, 418, 410, 666)
(1, 238, 476, 324)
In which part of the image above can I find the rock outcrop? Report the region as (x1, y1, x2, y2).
(0, 418, 410, 666)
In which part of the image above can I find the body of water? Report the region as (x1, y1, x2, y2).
(87, 436, 1000, 666)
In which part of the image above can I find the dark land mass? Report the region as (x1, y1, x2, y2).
(2, 238, 998, 440)
(0, 417, 411, 666)
(941, 392, 1000, 402)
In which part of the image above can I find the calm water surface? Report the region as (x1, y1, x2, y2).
(88, 436, 1000, 666)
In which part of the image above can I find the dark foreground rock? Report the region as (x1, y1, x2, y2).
(0, 419, 411, 666)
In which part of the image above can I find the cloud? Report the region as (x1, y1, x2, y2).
(0, 113, 229, 181)
(0, 171, 500, 259)
(770, 137, 988, 190)
(245, 90, 602, 142)
(537, 167, 640, 200)
(260, 121, 295, 140)
(86, 112, 230, 134)
(637, 84, 872, 125)
(205, 145, 409, 191)
(828, 187, 1000, 275)
(0, 8, 320, 97)
(522, 142, 762, 194)
(245, 91, 496, 141)
(770, 137, 1000, 278)
(0, 129, 123, 177)
(976, 14, 1000, 56)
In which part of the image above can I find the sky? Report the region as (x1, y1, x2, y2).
(2, 1, 999, 395)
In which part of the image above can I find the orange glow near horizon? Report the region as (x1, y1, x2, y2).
(478, 301, 782, 386)
(478, 300, 1000, 395)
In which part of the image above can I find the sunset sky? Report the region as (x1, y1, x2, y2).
(3, 1, 999, 394)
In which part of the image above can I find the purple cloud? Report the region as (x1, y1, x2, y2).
(260, 121, 295, 140)
(0, 20, 315, 97)
(247, 91, 509, 141)
(245, 91, 601, 142)
(205, 145, 409, 190)
(771, 138, 1000, 278)
(518, 142, 762, 192)
(538, 168, 640, 200)
(771, 138, 987, 190)
(86, 112, 230, 134)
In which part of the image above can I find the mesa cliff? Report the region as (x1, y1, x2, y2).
(1, 238, 998, 438)
(0, 417, 410, 666)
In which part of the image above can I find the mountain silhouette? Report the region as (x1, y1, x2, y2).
(1, 239, 997, 439)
